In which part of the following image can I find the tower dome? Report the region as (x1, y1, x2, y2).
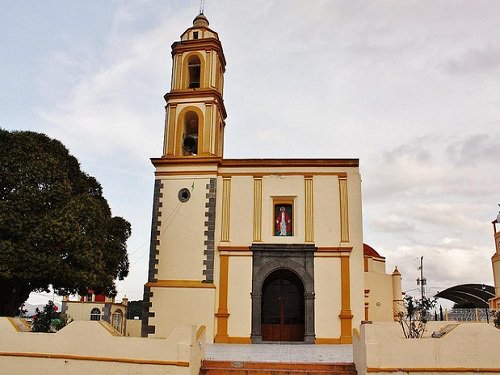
(193, 13, 209, 27)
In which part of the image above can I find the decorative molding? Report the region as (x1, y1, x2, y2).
(221, 178, 231, 242)
(145, 280, 216, 289)
(214, 255, 230, 343)
(305, 177, 314, 243)
(196, 325, 206, 340)
(165, 105, 177, 156)
(218, 246, 250, 252)
(338, 177, 350, 242)
(253, 178, 262, 242)
(221, 159, 358, 168)
(203, 178, 217, 283)
(339, 255, 352, 343)
(316, 247, 353, 252)
(366, 367, 500, 373)
(0, 352, 189, 367)
(141, 179, 163, 337)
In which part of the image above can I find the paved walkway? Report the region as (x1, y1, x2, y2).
(205, 344, 353, 363)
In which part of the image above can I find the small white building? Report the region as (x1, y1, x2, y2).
(61, 291, 128, 335)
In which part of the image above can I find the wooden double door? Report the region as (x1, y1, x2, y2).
(261, 269, 305, 342)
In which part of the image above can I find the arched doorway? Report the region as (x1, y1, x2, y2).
(261, 269, 305, 342)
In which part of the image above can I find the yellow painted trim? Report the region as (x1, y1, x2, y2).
(219, 171, 348, 177)
(155, 171, 218, 177)
(203, 103, 213, 155)
(317, 247, 353, 252)
(339, 255, 352, 343)
(316, 247, 353, 258)
(218, 246, 250, 251)
(315, 338, 341, 344)
(215, 255, 229, 342)
(196, 325, 206, 340)
(215, 110, 221, 156)
(98, 321, 121, 336)
(305, 177, 314, 242)
(146, 280, 215, 289)
(172, 37, 226, 68)
(221, 178, 231, 242)
(175, 106, 205, 157)
(206, 50, 212, 87)
(253, 177, 262, 242)
(165, 104, 177, 157)
(0, 352, 190, 367)
(339, 177, 350, 242)
(367, 368, 500, 373)
(152, 170, 352, 177)
(7, 317, 22, 332)
(220, 159, 358, 168)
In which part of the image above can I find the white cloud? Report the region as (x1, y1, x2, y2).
(3, 1, 499, 302)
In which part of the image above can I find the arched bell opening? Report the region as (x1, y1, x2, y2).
(187, 55, 201, 88)
(261, 269, 305, 342)
(182, 111, 199, 155)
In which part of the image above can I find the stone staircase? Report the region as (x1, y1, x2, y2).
(200, 360, 357, 375)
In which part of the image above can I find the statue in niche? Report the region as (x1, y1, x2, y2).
(275, 205, 292, 236)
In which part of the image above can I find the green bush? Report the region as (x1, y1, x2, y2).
(31, 301, 66, 332)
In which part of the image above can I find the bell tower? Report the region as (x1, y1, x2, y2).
(163, 13, 227, 158)
(143, 13, 226, 341)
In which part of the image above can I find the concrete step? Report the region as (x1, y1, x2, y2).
(200, 360, 357, 375)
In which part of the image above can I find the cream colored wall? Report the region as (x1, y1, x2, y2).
(213, 167, 365, 341)
(156, 177, 212, 280)
(181, 29, 218, 41)
(364, 272, 394, 321)
(65, 302, 104, 321)
(126, 319, 142, 337)
(0, 318, 202, 375)
(345, 170, 365, 331)
(313, 175, 340, 245)
(226, 176, 253, 245)
(314, 258, 342, 338)
(366, 257, 386, 273)
(226, 255, 252, 337)
(353, 321, 500, 375)
(148, 287, 216, 342)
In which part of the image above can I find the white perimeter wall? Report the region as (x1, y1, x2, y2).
(353, 321, 500, 375)
(0, 318, 204, 375)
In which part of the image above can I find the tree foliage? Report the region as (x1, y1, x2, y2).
(127, 300, 143, 319)
(396, 295, 437, 338)
(0, 129, 131, 316)
(31, 300, 64, 332)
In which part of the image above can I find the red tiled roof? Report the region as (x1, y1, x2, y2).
(363, 243, 385, 259)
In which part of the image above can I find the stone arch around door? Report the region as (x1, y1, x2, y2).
(250, 244, 316, 343)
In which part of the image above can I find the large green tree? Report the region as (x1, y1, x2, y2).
(0, 129, 131, 316)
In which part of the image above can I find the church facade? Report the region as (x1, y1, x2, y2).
(142, 14, 401, 344)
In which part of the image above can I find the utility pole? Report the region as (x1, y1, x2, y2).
(417, 256, 426, 301)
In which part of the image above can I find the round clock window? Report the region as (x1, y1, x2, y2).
(178, 188, 191, 203)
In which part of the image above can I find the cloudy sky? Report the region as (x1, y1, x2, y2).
(2, 1, 499, 305)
